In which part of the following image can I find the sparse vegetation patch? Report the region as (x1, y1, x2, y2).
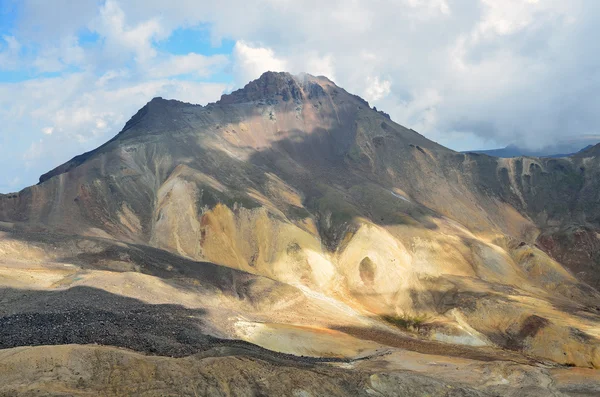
(381, 313, 431, 331)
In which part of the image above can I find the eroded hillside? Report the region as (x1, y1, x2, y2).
(1, 72, 599, 396)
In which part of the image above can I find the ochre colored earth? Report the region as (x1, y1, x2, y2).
(1, 72, 599, 395)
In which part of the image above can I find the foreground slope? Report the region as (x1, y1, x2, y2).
(1, 71, 600, 395)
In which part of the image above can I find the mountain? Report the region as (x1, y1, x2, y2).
(465, 140, 599, 158)
(1, 72, 600, 395)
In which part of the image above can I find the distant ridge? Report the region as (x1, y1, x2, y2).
(464, 142, 598, 158)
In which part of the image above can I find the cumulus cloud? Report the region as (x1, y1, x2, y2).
(91, 0, 167, 64)
(303, 53, 336, 80)
(231, 41, 337, 89)
(147, 53, 229, 79)
(364, 76, 392, 102)
(232, 41, 288, 85)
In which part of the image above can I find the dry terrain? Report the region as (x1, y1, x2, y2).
(0, 72, 599, 395)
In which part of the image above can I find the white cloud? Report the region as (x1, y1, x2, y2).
(364, 76, 392, 102)
(0, 35, 22, 70)
(32, 36, 86, 73)
(147, 53, 229, 79)
(330, 1, 373, 32)
(91, 0, 167, 64)
(2, 35, 20, 51)
(15, 0, 99, 41)
(476, 0, 543, 38)
(307, 54, 335, 79)
(42, 127, 54, 135)
(404, 0, 451, 18)
(232, 41, 288, 85)
(96, 69, 129, 87)
(293, 52, 336, 81)
(232, 41, 336, 86)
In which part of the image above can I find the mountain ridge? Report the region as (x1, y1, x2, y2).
(1, 71, 600, 395)
(35, 71, 442, 186)
(465, 141, 600, 158)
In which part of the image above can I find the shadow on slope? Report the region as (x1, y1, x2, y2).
(0, 225, 297, 302)
(245, 127, 442, 238)
(330, 324, 532, 365)
(0, 285, 214, 357)
(0, 286, 364, 366)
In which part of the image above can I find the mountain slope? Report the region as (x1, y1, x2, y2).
(1, 72, 600, 395)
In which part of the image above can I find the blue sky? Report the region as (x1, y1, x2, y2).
(0, 0, 599, 192)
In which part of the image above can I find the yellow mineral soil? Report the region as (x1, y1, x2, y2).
(234, 321, 384, 358)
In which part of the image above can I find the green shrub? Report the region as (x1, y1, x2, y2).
(381, 313, 431, 331)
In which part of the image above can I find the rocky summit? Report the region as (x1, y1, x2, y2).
(0, 71, 599, 396)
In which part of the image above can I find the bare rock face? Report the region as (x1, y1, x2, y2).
(1, 71, 600, 395)
(220, 71, 306, 104)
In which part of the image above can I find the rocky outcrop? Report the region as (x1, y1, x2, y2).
(218, 71, 329, 104)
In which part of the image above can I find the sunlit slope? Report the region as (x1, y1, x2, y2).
(0, 72, 599, 371)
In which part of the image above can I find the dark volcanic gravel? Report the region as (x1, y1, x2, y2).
(0, 286, 217, 357)
(0, 286, 355, 365)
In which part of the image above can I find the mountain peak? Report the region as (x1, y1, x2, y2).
(218, 71, 330, 105)
(147, 96, 192, 108)
(576, 142, 600, 157)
